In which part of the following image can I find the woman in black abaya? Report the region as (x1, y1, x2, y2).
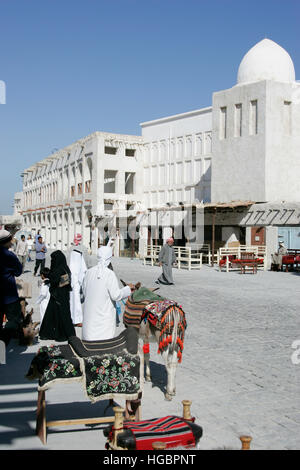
(39, 250, 76, 342)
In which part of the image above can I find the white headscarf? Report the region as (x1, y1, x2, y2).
(97, 246, 113, 279)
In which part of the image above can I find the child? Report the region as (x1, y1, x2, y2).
(36, 267, 50, 324)
(115, 299, 126, 327)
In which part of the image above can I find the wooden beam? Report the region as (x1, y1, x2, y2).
(211, 207, 216, 267)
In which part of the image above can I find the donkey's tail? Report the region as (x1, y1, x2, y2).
(158, 304, 187, 363)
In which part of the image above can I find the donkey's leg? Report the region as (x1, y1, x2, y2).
(164, 350, 178, 401)
(143, 342, 152, 382)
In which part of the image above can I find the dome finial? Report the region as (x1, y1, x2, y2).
(237, 39, 295, 85)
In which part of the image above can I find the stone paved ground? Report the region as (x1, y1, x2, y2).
(1, 254, 300, 450)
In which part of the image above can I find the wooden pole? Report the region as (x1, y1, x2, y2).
(240, 435, 252, 450)
(211, 208, 216, 267)
(112, 407, 125, 449)
(182, 400, 192, 420)
(36, 390, 46, 444)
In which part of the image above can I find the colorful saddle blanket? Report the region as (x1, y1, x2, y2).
(26, 328, 143, 402)
(123, 287, 165, 329)
(104, 415, 203, 450)
(142, 300, 187, 362)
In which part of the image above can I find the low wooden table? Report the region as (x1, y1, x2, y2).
(36, 390, 142, 444)
(239, 260, 258, 274)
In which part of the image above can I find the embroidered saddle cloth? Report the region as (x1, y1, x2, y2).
(104, 415, 203, 450)
(26, 328, 143, 402)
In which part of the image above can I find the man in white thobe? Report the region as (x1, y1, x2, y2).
(69, 249, 87, 326)
(156, 237, 176, 285)
(82, 246, 133, 341)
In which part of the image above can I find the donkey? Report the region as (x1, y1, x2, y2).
(122, 282, 187, 401)
(19, 308, 40, 346)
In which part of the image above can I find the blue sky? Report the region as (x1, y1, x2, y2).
(0, 0, 299, 214)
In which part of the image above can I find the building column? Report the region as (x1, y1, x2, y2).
(91, 225, 98, 253)
(265, 226, 278, 269)
(138, 224, 148, 257)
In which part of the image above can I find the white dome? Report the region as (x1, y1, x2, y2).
(237, 39, 295, 85)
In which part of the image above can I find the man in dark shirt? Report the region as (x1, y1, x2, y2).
(34, 236, 47, 276)
(0, 230, 23, 344)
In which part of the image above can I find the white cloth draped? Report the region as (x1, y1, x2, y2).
(36, 281, 50, 324)
(69, 249, 87, 325)
(97, 246, 113, 279)
(82, 247, 131, 341)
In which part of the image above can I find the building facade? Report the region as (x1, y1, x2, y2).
(21, 131, 144, 255)
(19, 38, 300, 261)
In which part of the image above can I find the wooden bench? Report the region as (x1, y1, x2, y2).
(143, 245, 160, 266)
(143, 245, 203, 270)
(218, 245, 267, 272)
(186, 243, 212, 264)
(281, 249, 300, 272)
(174, 247, 203, 270)
(36, 390, 141, 445)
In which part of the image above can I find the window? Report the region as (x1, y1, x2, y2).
(125, 148, 135, 157)
(144, 167, 150, 186)
(70, 186, 75, 197)
(283, 101, 292, 135)
(219, 107, 227, 139)
(234, 103, 242, 137)
(176, 162, 183, 184)
(249, 100, 258, 135)
(77, 183, 82, 195)
(194, 159, 201, 183)
(185, 136, 192, 157)
(185, 161, 192, 184)
(177, 138, 184, 159)
(104, 170, 117, 193)
(204, 132, 212, 154)
(85, 180, 91, 193)
(159, 165, 166, 185)
(195, 133, 203, 155)
(170, 163, 175, 184)
(125, 172, 135, 194)
(105, 146, 117, 155)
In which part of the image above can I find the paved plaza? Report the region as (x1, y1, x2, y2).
(1, 255, 300, 450)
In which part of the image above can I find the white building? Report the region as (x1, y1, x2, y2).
(0, 192, 22, 232)
(140, 38, 300, 259)
(21, 131, 144, 255)
(20, 38, 300, 261)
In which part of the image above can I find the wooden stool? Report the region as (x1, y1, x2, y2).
(107, 399, 195, 450)
(240, 435, 252, 450)
(152, 441, 167, 450)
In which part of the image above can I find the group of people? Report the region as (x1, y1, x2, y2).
(0, 230, 24, 344)
(0, 227, 137, 346)
(38, 245, 136, 343)
(8, 231, 48, 277)
(0, 226, 178, 346)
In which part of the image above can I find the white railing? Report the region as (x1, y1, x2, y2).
(143, 245, 160, 266)
(143, 244, 202, 270)
(186, 243, 215, 264)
